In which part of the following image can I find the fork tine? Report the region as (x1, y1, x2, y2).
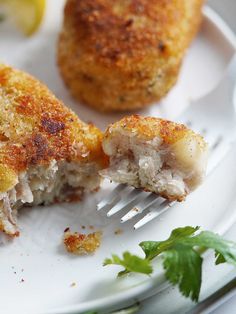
(120, 193, 159, 223)
(100, 132, 225, 224)
(106, 189, 146, 217)
(134, 200, 175, 229)
(97, 184, 128, 211)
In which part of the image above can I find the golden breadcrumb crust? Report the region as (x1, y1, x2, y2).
(103, 115, 207, 201)
(58, 0, 204, 112)
(104, 115, 206, 147)
(63, 229, 102, 254)
(0, 64, 106, 193)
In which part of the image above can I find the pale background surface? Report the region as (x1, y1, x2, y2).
(139, 1, 236, 313)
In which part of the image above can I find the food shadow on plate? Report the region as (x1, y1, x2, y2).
(79, 269, 166, 303)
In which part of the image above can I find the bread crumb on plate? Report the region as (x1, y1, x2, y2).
(63, 229, 102, 255)
(114, 229, 123, 235)
(70, 282, 76, 287)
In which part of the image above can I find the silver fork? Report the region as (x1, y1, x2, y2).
(97, 55, 236, 229)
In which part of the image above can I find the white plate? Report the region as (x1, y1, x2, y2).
(0, 3, 236, 314)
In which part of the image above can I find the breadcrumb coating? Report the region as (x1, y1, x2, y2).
(0, 64, 106, 193)
(0, 64, 107, 236)
(64, 229, 102, 255)
(58, 0, 204, 111)
(101, 115, 208, 201)
(104, 115, 206, 147)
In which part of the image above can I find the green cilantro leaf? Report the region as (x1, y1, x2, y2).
(104, 226, 236, 303)
(183, 231, 236, 266)
(215, 251, 226, 265)
(163, 245, 202, 302)
(140, 226, 200, 260)
(103, 252, 152, 277)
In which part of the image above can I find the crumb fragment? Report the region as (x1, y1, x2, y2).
(89, 225, 94, 230)
(114, 229, 123, 235)
(81, 225, 86, 229)
(20, 279, 24, 283)
(70, 282, 76, 287)
(63, 229, 102, 255)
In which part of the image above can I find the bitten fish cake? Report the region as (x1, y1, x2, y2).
(58, 0, 204, 112)
(0, 64, 106, 236)
(101, 115, 208, 201)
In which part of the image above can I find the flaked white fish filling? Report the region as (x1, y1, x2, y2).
(0, 159, 100, 235)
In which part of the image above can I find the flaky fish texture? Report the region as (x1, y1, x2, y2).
(58, 0, 204, 112)
(101, 115, 208, 201)
(0, 64, 106, 236)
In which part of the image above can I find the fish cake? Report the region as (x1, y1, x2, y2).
(0, 64, 106, 236)
(58, 0, 204, 112)
(101, 115, 208, 201)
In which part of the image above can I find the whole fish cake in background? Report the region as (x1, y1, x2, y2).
(58, 0, 204, 112)
(101, 115, 208, 201)
(0, 64, 106, 237)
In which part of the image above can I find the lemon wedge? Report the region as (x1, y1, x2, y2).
(2, 0, 46, 36)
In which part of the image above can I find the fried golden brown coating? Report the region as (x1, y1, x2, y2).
(0, 64, 105, 188)
(104, 115, 208, 145)
(58, 0, 204, 112)
(101, 115, 208, 201)
(0, 64, 106, 236)
(63, 229, 102, 255)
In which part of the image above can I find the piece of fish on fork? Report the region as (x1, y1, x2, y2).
(97, 54, 236, 229)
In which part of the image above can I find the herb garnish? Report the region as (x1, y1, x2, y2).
(104, 226, 236, 302)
